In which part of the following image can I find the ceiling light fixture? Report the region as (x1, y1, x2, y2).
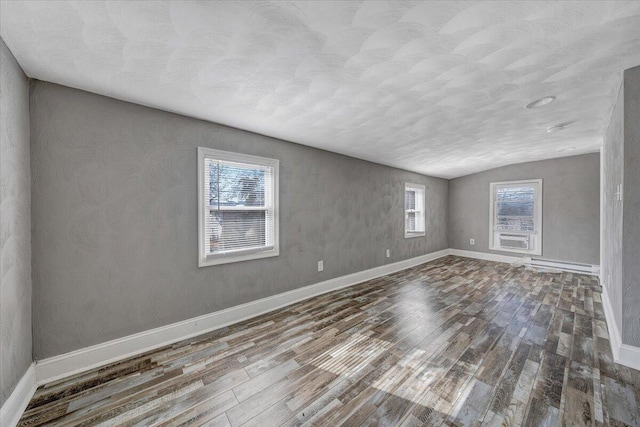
(525, 96, 556, 109)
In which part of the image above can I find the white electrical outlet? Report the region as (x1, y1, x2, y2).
(318, 260, 323, 272)
(386, 249, 390, 258)
(470, 239, 475, 245)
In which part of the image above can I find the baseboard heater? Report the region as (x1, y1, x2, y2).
(523, 257, 600, 275)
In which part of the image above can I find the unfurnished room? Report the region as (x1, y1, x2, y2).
(1, 1, 640, 426)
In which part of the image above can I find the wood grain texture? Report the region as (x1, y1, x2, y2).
(18, 256, 640, 426)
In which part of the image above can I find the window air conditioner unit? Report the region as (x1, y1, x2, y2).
(499, 233, 529, 250)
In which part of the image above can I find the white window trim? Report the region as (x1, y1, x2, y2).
(489, 179, 542, 255)
(404, 182, 426, 238)
(198, 147, 279, 267)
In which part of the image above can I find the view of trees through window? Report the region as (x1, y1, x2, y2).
(209, 163, 265, 207)
(495, 186, 535, 231)
(207, 161, 268, 253)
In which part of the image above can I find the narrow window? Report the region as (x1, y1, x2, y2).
(405, 183, 425, 238)
(489, 179, 542, 255)
(198, 147, 279, 266)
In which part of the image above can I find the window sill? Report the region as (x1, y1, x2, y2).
(199, 248, 279, 267)
(404, 232, 425, 239)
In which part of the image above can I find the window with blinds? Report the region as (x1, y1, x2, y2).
(405, 183, 426, 238)
(198, 147, 279, 266)
(489, 179, 542, 255)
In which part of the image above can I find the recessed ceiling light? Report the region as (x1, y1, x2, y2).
(525, 96, 556, 109)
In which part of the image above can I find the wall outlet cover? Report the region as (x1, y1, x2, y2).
(318, 260, 323, 272)
(470, 239, 475, 245)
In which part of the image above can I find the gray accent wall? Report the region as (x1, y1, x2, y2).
(0, 39, 32, 406)
(448, 154, 600, 265)
(30, 82, 448, 359)
(602, 80, 624, 337)
(622, 67, 640, 346)
(603, 66, 640, 347)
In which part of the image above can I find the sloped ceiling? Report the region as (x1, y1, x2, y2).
(2, 1, 640, 178)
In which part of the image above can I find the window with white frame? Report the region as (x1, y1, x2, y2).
(489, 179, 542, 255)
(198, 147, 279, 266)
(405, 183, 425, 238)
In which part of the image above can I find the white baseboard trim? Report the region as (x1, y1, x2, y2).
(450, 249, 601, 276)
(448, 249, 522, 265)
(0, 363, 36, 427)
(36, 249, 450, 385)
(601, 284, 622, 361)
(601, 285, 640, 371)
(618, 343, 640, 371)
(35, 249, 627, 388)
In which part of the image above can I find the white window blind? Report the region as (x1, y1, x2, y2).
(198, 148, 279, 266)
(405, 183, 426, 238)
(489, 179, 542, 255)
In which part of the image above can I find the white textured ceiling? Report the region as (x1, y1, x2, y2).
(2, 1, 640, 178)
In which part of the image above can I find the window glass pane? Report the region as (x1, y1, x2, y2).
(406, 212, 416, 231)
(495, 186, 535, 231)
(405, 190, 416, 210)
(207, 160, 267, 207)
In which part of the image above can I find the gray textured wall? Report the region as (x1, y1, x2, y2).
(602, 81, 624, 335)
(0, 39, 32, 406)
(622, 66, 640, 346)
(30, 82, 448, 359)
(448, 153, 600, 265)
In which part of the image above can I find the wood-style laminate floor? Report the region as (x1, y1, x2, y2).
(19, 256, 640, 426)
